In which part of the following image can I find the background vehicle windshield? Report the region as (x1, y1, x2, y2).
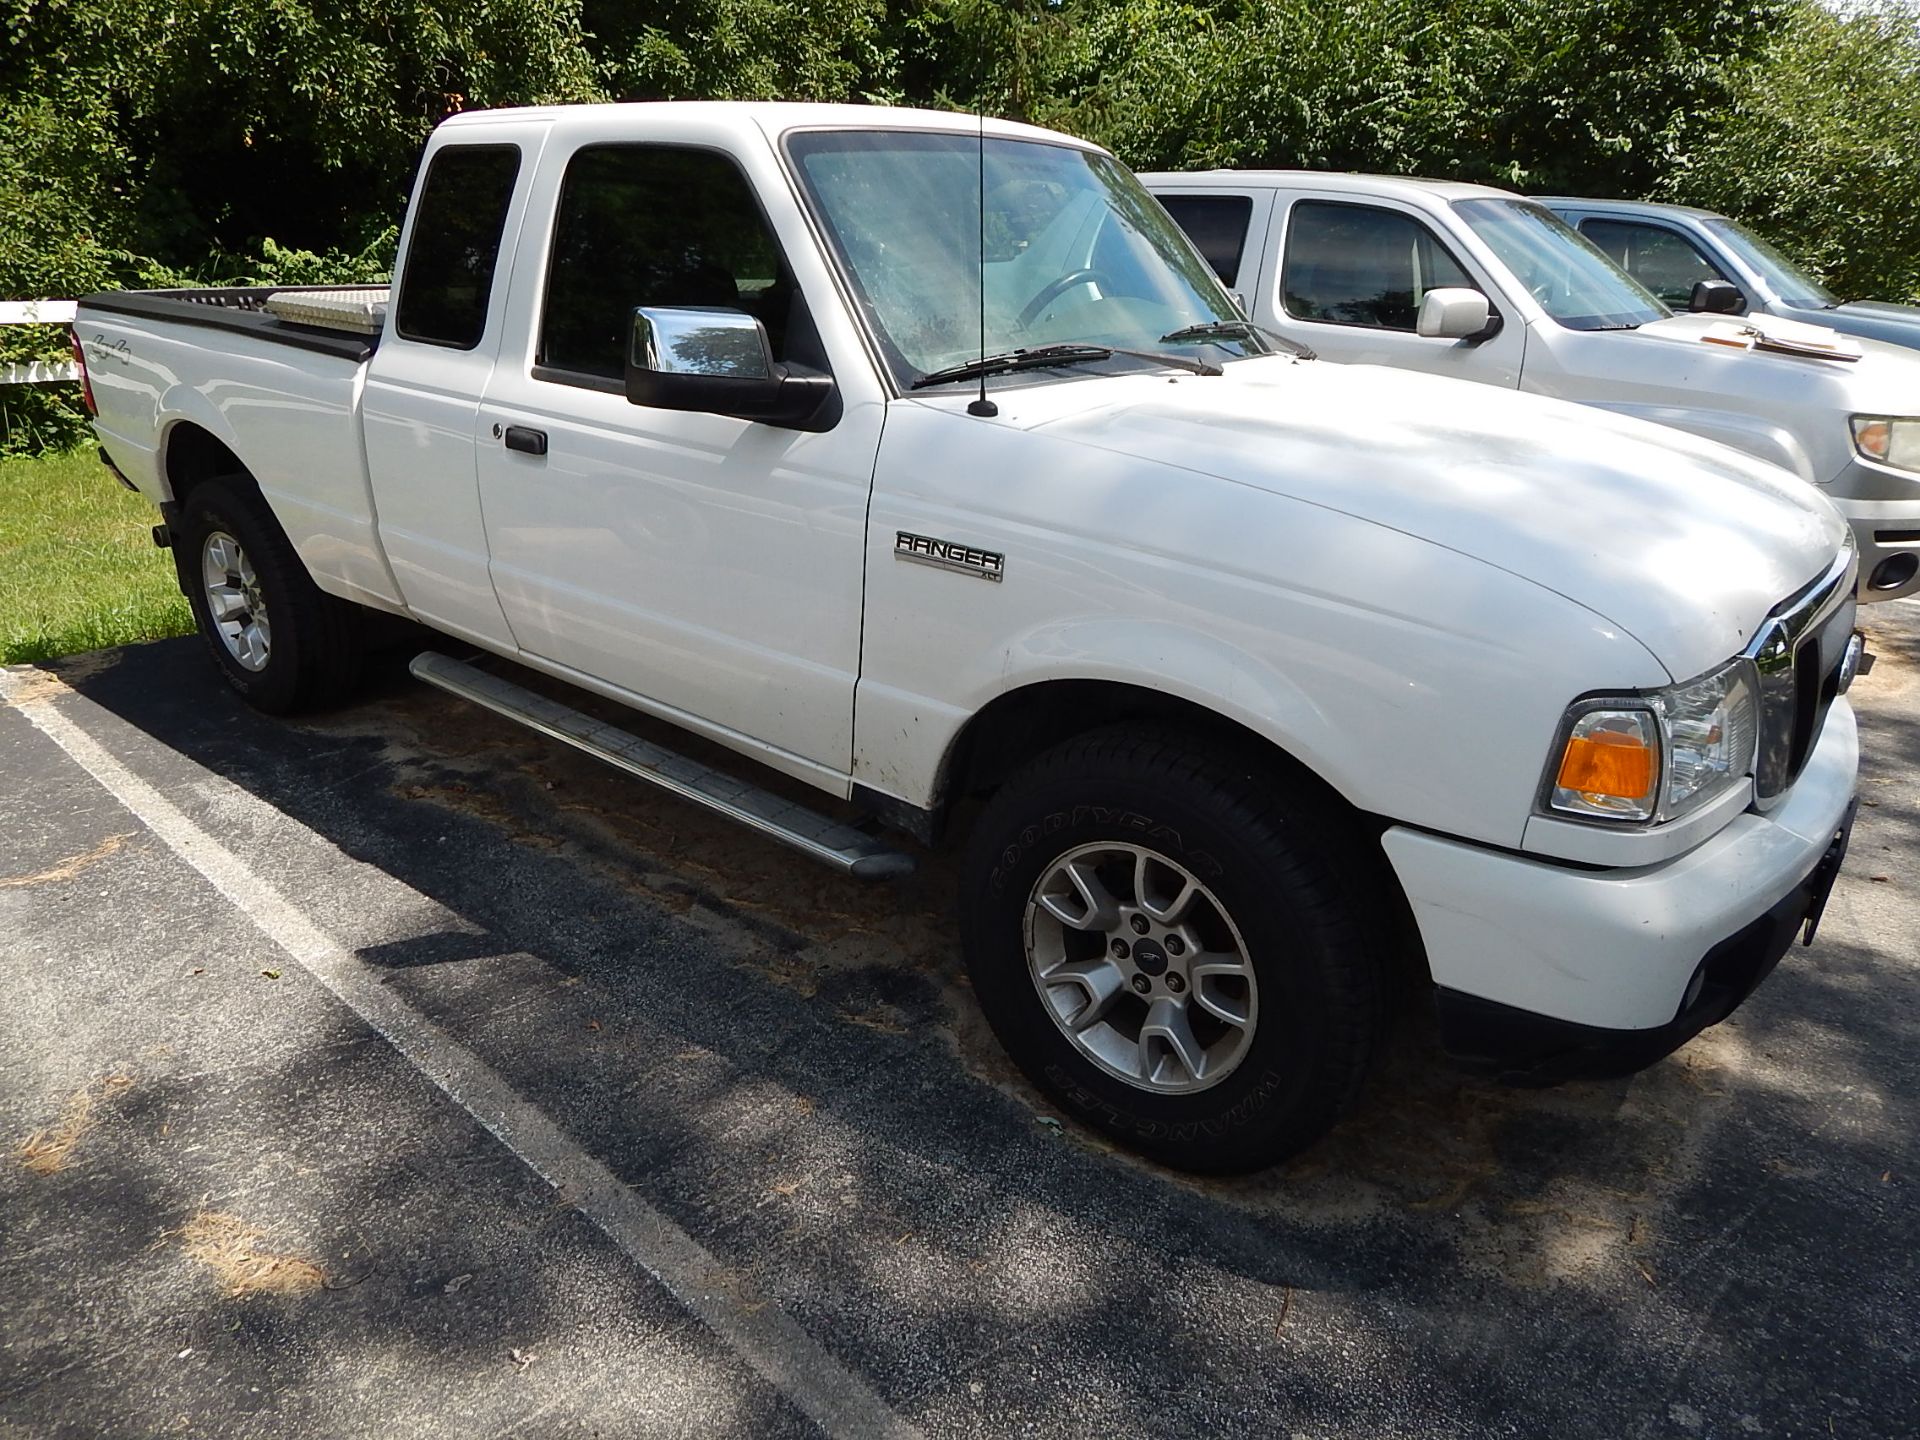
(787, 130, 1257, 386)
(1704, 217, 1838, 309)
(1454, 198, 1668, 330)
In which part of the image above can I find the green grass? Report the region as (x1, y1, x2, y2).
(0, 447, 194, 664)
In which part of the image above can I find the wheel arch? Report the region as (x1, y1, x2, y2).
(906, 676, 1430, 993)
(160, 416, 254, 510)
(943, 677, 1355, 818)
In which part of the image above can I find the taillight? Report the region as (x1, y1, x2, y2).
(70, 330, 97, 416)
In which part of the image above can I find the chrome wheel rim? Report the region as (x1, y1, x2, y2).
(1023, 842, 1258, 1094)
(201, 530, 271, 672)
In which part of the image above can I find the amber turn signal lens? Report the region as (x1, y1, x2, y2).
(1557, 730, 1654, 800)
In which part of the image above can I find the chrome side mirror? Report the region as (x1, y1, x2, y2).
(631, 306, 775, 380)
(1416, 287, 1496, 341)
(624, 306, 836, 431)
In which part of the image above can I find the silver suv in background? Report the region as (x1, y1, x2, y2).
(1540, 197, 1920, 355)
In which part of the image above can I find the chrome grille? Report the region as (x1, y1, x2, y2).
(1747, 547, 1856, 800)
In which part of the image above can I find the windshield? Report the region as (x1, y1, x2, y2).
(1453, 198, 1668, 330)
(786, 130, 1262, 387)
(1703, 217, 1837, 309)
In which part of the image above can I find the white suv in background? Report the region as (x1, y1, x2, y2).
(1144, 171, 1920, 599)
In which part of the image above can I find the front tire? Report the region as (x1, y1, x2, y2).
(960, 727, 1389, 1172)
(174, 478, 362, 714)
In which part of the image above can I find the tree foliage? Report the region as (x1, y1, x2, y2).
(3, 0, 1917, 451)
(590, 0, 892, 102)
(1043, 0, 1794, 195)
(1663, 1, 1920, 304)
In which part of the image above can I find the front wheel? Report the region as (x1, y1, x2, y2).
(174, 478, 362, 714)
(960, 728, 1389, 1172)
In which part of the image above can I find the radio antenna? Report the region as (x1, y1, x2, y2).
(966, 105, 998, 418)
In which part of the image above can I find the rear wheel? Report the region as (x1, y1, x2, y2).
(175, 478, 362, 713)
(960, 727, 1389, 1172)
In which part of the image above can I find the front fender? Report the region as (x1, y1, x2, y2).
(1587, 402, 1814, 483)
(857, 396, 1688, 851)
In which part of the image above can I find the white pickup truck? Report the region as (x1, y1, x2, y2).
(78, 103, 1862, 1171)
(1143, 170, 1920, 600)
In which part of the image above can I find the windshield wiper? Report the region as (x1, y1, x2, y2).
(911, 342, 1221, 390)
(911, 344, 1115, 390)
(1160, 319, 1316, 361)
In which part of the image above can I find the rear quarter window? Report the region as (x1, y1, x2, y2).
(1156, 194, 1255, 286)
(394, 145, 522, 349)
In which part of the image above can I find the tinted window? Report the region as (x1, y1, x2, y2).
(1158, 194, 1255, 285)
(1579, 219, 1728, 309)
(1282, 201, 1471, 330)
(540, 146, 795, 381)
(395, 146, 521, 348)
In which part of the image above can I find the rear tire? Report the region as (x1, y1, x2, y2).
(960, 727, 1389, 1172)
(174, 477, 362, 714)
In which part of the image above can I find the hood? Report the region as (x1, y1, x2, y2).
(1011, 358, 1846, 678)
(1625, 311, 1920, 415)
(1821, 300, 1920, 355)
(1637, 309, 1867, 360)
(1840, 299, 1920, 325)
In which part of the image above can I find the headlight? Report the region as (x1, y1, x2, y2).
(1543, 659, 1758, 824)
(1850, 415, 1920, 472)
(1657, 660, 1760, 817)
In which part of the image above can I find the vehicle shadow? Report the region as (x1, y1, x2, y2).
(15, 610, 1919, 1436)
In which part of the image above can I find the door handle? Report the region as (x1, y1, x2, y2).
(503, 425, 548, 456)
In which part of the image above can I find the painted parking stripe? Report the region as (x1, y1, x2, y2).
(1, 667, 921, 1440)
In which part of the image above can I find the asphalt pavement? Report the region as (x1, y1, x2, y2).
(1, 602, 1915, 1439)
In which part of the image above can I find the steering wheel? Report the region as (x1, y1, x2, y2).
(1017, 268, 1115, 328)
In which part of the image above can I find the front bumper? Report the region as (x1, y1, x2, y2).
(1830, 485, 1920, 602)
(1382, 698, 1858, 1078)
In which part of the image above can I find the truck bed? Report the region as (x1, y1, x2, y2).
(77, 285, 404, 614)
(80, 286, 386, 363)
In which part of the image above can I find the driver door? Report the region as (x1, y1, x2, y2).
(474, 138, 884, 781)
(1260, 194, 1527, 387)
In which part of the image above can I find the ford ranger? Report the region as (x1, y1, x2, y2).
(77, 104, 1862, 1171)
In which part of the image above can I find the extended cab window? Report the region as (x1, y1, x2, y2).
(395, 145, 521, 349)
(539, 146, 798, 383)
(1579, 219, 1729, 310)
(1157, 195, 1254, 286)
(1282, 201, 1470, 330)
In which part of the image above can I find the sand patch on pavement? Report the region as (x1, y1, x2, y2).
(15, 1073, 133, 1174)
(178, 1211, 326, 1296)
(0, 832, 133, 888)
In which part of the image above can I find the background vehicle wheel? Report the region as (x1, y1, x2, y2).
(174, 477, 362, 714)
(960, 726, 1390, 1172)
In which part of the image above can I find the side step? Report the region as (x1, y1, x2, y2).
(409, 652, 914, 880)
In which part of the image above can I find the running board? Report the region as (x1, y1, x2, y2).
(408, 652, 914, 880)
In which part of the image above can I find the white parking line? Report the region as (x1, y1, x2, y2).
(1, 668, 921, 1440)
